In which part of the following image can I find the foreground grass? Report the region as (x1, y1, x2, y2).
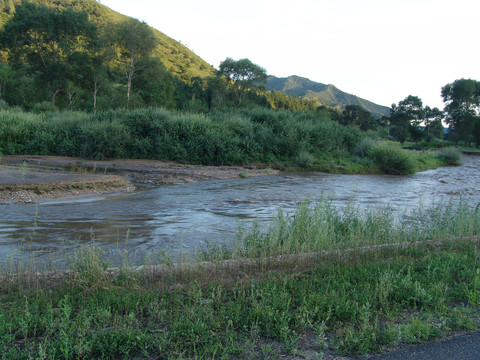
(1, 200, 480, 359)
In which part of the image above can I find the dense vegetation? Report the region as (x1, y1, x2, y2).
(0, 107, 451, 174)
(0, 1, 478, 152)
(1, 199, 480, 358)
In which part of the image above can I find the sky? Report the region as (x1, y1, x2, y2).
(100, 0, 480, 109)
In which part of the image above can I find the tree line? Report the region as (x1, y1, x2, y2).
(0, 1, 324, 114)
(0, 2, 478, 148)
(389, 79, 480, 148)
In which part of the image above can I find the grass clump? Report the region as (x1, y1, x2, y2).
(368, 141, 416, 175)
(295, 151, 315, 168)
(437, 147, 463, 165)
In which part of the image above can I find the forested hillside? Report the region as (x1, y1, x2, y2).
(0, 0, 214, 80)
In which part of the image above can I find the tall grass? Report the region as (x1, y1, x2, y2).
(436, 147, 463, 165)
(199, 197, 480, 261)
(368, 141, 416, 175)
(0, 107, 361, 165)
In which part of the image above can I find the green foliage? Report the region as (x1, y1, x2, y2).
(105, 18, 157, 106)
(351, 136, 376, 158)
(390, 95, 424, 144)
(295, 151, 315, 168)
(219, 57, 267, 105)
(340, 104, 378, 131)
(436, 147, 462, 165)
(0, 107, 363, 164)
(442, 78, 480, 148)
(1, 1, 97, 106)
(368, 141, 416, 175)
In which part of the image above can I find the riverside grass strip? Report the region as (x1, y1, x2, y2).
(1, 199, 479, 359)
(2, 239, 480, 359)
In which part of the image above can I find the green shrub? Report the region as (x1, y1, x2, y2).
(0, 99, 9, 110)
(436, 147, 462, 165)
(368, 142, 416, 175)
(31, 101, 57, 114)
(295, 151, 315, 168)
(352, 137, 376, 158)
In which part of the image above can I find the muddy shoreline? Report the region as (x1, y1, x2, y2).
(0, 155, 279, 204)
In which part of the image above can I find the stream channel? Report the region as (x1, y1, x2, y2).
(1, 155, 479, 267)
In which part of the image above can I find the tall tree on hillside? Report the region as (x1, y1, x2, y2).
(218, 58, 267, 105)
(133, 57, 176, 109)
(106, 18, 157, 107)
(442, 78, 480, 147)
(389, 95, 424, 143)
(0, 2, 97, 106)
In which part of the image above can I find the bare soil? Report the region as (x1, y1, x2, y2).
(0, 155, 279, 204)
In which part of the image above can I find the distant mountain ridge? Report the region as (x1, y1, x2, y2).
(267, 75, 390, 118)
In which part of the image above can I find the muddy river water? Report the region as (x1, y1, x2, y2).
(1, 155, 479, 266)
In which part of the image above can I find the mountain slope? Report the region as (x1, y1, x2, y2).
(267, 75, 390, 118)
(0, 0, 215, 81)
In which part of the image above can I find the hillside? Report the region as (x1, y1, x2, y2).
(0, 0, 215, 81)
(267, 75, 390, 118)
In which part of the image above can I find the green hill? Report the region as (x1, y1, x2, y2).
(267, 75, 390, 118)
(0, 0, 215, 81)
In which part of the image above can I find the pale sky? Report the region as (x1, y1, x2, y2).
(100, 0, 479, 109)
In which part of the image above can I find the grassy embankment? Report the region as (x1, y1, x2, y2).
(1, 198, 480, 359)
(0, 107, 455, 175)
(404, 140, 480, 154)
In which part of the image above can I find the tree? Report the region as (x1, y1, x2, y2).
(218, 58, 267, 105)
(341, 105, 377, 131)
(0, 62, 14, 101)
(106, 18, 157, 107)
(442, 79, 480, 147)
(389, 95, 424, 143)
(423, 106, 444, 142)
(133, 57, 176, 109)
(0, 1, 97, 106)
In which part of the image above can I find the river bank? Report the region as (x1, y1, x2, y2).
(0, 155, 280, 204)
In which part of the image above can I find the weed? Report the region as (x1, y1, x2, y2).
(20, 161, 29, 178)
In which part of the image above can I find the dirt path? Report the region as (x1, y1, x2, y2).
(0, 155, 279, 204)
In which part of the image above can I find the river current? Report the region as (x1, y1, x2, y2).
(1, 155, 479, 266)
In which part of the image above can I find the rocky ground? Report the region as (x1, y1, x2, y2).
(0, 155, 279, 204)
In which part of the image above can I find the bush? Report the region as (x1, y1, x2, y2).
(0, 99, 9, 110)
(295, 151, 315, 168)
(352, 137, 376, 158)
(369, 142, 416, 175)
(32, 101, 57, 114)
(436, 147, 462, 165)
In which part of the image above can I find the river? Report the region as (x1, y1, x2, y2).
(1, 154, 479, 267)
